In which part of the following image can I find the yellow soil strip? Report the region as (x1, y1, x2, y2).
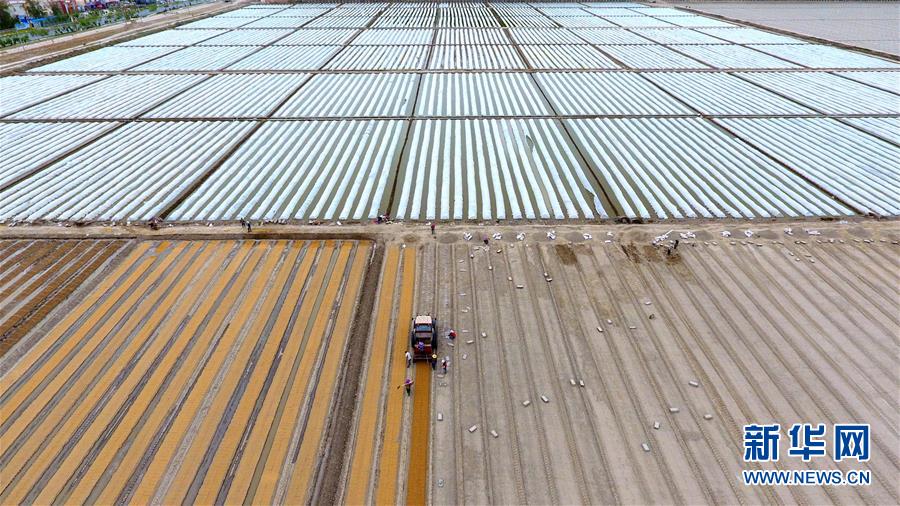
(283, 243, 370, 505)
(220, 243, 335, 505)
(251, 243, 352, 505)
(31, 242, 229, 505)
(161, 242, 297, 505)
(0, 242, 194, 501)
(225, 241, 334, 504)
(192, 242, 319, 505)
(343, 246, 401, 506)
(406, 360, 432, 506)
(0, 243, 178, 486)
(374, 245, 417, 506)
(128, 243, 276, 504)
(0, 241, 150, 394)
(83, 242, 257, 505)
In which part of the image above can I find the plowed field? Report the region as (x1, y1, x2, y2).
(0, 239, 370, 505)
(0, 239, 129, 356)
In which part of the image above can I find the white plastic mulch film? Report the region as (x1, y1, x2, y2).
(169, 120, 407, 222)
(1, 2, 897, 222)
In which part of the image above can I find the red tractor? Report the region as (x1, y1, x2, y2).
(410, 315, 437, 361)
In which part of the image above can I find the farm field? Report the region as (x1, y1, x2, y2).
(402, 222, 899, 505)
(0, 2, 897, 505)
(0, 220, 897, 506)
(0, 239, 130, 356)
(680, 1, 900, 56)
(0, 2, 898, 222)
(339, 243, 421, 506)
(0, 239, 370, 505)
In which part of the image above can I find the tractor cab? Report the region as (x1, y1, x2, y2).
(410, 315, 437, 361)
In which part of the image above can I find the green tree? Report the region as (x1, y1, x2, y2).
(50, 2, 63, 19)
(0, 0, 16, 29)
(24, 0, 45, 18)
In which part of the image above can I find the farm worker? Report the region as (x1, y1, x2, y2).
(405, 350, 411, 368)
(431, 354, 437, 370)
(666, 239, 681, 256)
(448, 329, 456, 340)
(483, 236, 489, 246)
(400, 377, 414, 396)
(441, 358, 448, 374)
(430, 223, 436, 236)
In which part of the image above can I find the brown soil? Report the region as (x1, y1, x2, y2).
(311, 242, 384, 506)
(554, 243, 578, 265)
(621, 243, 642, 264)
(0, 241, 55, 293)
(0, 240, 128, 356)
(0, 241, 76, 322)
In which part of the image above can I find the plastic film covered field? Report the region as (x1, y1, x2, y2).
(1, 2, 898, 222)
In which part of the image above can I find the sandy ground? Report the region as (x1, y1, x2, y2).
(408, 220, 899, 505)
(674, 1, 900, 56)
(0, 0, 247, 73)
(0, 239, 370, 505)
